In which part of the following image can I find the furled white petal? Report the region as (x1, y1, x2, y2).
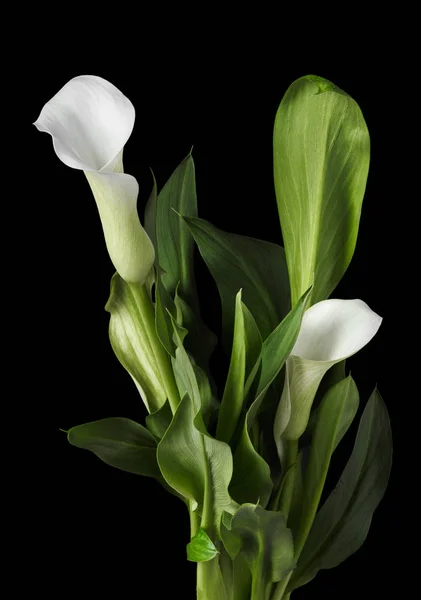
(33, 75, 134, 172)
(35, 75, 154, 284)
(278, 299, 382, 441)
(85, 169, 155, 284)
(292, 299, 382, 362)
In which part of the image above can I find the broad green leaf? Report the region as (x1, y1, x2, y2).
(294, 376, 359, 557)
(183, 216, 290, 347)
(187, 528, 219, 562)
(273, 75, 370, 306)
(67, 417, 161, 478)
(222, 504, 295, 600)
(145, 399, 173, 441)
(157, 393, 236, 534)
(217, 291, 262, 445)
(105, 274, 167, 413)
(229, 289, 311, 506)
(289, 389, 392, 591)
(153, 152, 199, 311)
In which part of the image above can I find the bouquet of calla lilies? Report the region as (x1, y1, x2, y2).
(35, 74, 392, 600)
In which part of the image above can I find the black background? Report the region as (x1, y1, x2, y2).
(21, 41, 407, 599)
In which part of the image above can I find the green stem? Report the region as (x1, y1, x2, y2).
(251, 572, 267, 600)
(130, 283, 180, 414)
(278, 440, 298, 518)
(189, 501, 200, 538)
(270, 572, 293, 600)
(270, 442, 298, 600)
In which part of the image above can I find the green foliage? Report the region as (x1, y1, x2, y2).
(289, 389, 392, 591)
(216, 290, 262, 445)
(145, 155, 216, 369)
(145, 400, 173, 441)
(222, 504, 295, 600)
(157, 393, 236, 535)
(145, 152, 198, 308)
(187, 528, 219, 562)
(183, 216, 290, 347)
(294, 376, 360, 556)
(274, 75, 370, 306)
(229, 288, 311, 507)
(105, 275, 168, 413)
(67, 417, 161, 478)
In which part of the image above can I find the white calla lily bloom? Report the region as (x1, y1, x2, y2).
(276, 299, 382, 442)
(34, 75, 155, 284)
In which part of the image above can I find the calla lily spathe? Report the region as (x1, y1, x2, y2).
(34, 75, 155, 284)
(275, 299, 382, 444)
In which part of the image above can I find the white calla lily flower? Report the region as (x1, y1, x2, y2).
(277, 299, 382, 441)
(34, 75, 155, 284)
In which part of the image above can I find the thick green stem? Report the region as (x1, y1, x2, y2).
(130, 283, 180, 413)
(278, 440, 298, 518)
(251, 572, 268, 600)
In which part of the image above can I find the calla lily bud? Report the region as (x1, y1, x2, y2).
(34, 75, 155, 284)
(279, 299, 382, 441)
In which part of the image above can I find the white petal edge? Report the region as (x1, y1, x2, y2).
(291, 299, 382, 362)
(33, 75, 135, 172)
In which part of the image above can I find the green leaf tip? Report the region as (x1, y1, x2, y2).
(304, 74, 345, 95)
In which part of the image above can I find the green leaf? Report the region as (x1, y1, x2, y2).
(187, 528, 219, 562)
(157, 393, 236, 534)
(219, 547, 252, 600)
(170, 316, 203, 412)
(145, 399, 173, 441)
(183, 216, 290, 347)
(256, 287, 311, 399)
(174, 288, 217, 371)
(105, 274, 167, 413)
(294, 376, 360, 557)
(273, 75, 370, 306)
(67, 417, 161, 478)
(289, 389, 392, 591)
(146, 157, 216, 369)
(216, 290, 262, 445)
(154, 152, 199, 311)
(229, 288, 311, 506)
(222, 504, 295, 600)
(155, 270, 177, 356)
